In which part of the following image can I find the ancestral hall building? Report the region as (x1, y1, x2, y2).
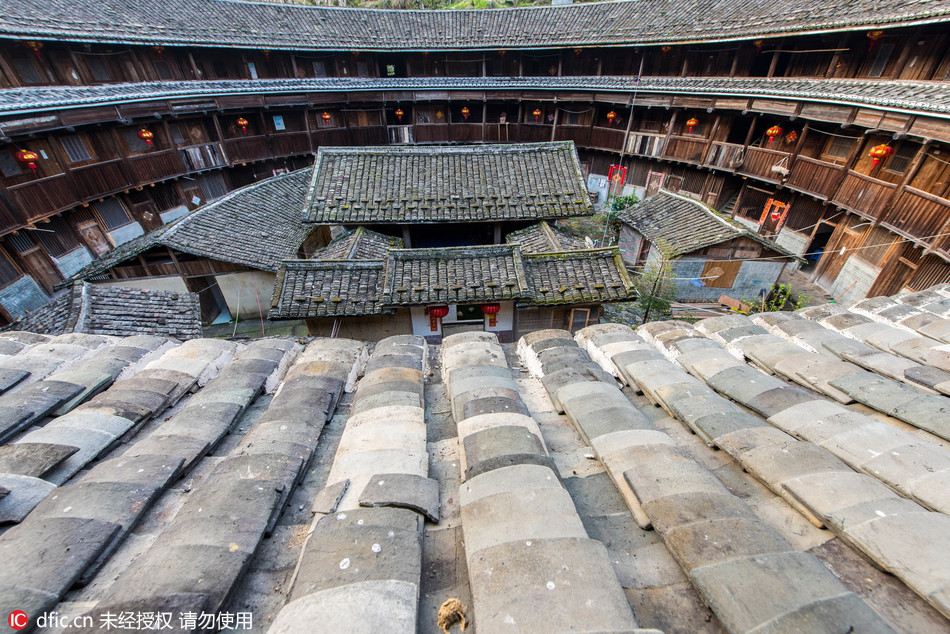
(2, 0, 950, 323)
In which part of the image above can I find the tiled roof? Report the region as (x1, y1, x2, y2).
(270, 260, 390, 318)
(616, 189, 801, 259)
(66, 168, 315, 284)
(314, 227, 403, 261)
(7, 281, 201, 338)
(382, 245, 529, 306)
(269, 243, 634, 319)
(506, 221, 589, 254)
(0, 0, 947, 50)
(523, 248, 635, 306)
(5, 76, 950, 118)
(303, 143, 590, 224)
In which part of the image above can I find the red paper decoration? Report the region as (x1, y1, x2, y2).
(236, 117, 249, 135)
(137, 129, 154, 147)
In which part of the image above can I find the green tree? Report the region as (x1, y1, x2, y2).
(635, 239, 678, 325)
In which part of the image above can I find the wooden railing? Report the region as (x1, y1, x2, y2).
(626, 132, 665, 157)
(180, 142, 227, 171)
(886, 187, 950, 247)
(270, 132, 311, 156)
(786, 156, 841, 199)
(738, 147, 788, 182)
(6, 174, 77, 222)
(832, 172, 896, 218)
(663, 136, 706, 164)
(554, 125, 592, 148)
(71, 160, 130, 200)
(128, 150, 187, 184)
(224, 136, 272, 163)
(589, 126, 626, 152)
(706, 142, 744, 170)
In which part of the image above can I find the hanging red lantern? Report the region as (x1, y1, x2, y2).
(394, 108, 404, 122)
(428, 305, 450, 332)
(685, 117, 699, 134)
(461, 106, 471, 121)
(574, 48, 583, 58)
(321, 112, 332, 125)
(660, 45, 672, 56)
(137, 129, 154, 147)
(262, 50, 271, 61)
(784, 130, 798, 144)
(152, 45, 164, 60)
(532, 108, 542, 122)
(869, 144, 893, 166)
(606, 111, 617, 126)
(236, 117, 249, 135)
(753, 39, 765, 54)
(24, 41, 43, 60)
(15, 150, 39, 173)
(867, 30, 885, 51)
(481, 303, 501, 327)
(765, 125, 784, 145)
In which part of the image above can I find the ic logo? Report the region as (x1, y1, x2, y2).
(8, 610, 28, 630)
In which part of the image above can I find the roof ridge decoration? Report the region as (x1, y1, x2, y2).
(3, 0, 950, 51)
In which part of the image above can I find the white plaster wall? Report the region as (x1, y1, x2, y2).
(775, 227, 810, 257)
(109, 222, 145, 246)
(828, 256, 880, 304)
(215, 271, 277, 319)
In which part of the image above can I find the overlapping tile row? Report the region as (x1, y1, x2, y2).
(520, 327, 890, 633)
(850, 293, 950, 345)
(442, 331, 645, 634)
(0, 337, 264, 629)
(69, 338, 361, 634)
(7, 75, 950, 119)
(0, 335, 176, 525)
(270, 335, 428, 633)
(305, 144, 589, 224)
(638, 319, 950, 520)
(579, 323, 950, 622)
(0, 0, 945, 53)
(0, 332, 113, 394)
(505, 221, 588, 254)
(897, 285, 950, 318)
(695, 313, 950, 442)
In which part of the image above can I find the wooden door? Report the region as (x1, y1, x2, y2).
(815, 222, 864, 290)
(76, 221, 111, 257)
(20, 248, 61, 293)
(758, 199, 788, 236)
(131, 201, 162, 231)
(665, 175, 683, 193)
(645, 171, 665, 198)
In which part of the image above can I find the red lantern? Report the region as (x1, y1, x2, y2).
(152, 45, 164, 60)
(481, 303, 501, 327)
(867, 30, 884, 51)
(321, 112, 332, 125)
(753, 39, 765, 54)
(15, 150, 39, 173)
(236, 117, 249, 135)
(428, 305, 449, 332)
(869, 144, 893, 166)
(394, 108, 404, 122)
(532, 108, 542, 122)
(606, 111, 617, 126)
(765, 125, 783, 145)
(461, 106, 470, 121)
(137, 128, 154, 147)
(574, 48, 583, 58)
(661, 46, 672, 56)
(685, 117, 699, 134)
(784, 130, 798, 144)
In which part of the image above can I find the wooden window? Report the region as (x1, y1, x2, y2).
(0, 249, 22, 288)
(60, 135, 94, 162)
(823, 136, 855, 160)
(884, 143, 918, 174)
(312, 61, 327, 77)
(868, 43, 894, 78)
(701, 260, 742, 288)
(86, 56, 112, 81)
(197, 172, 228, 201)
(7, 232, 37, 254)
(32, 217, 79, 257)
(12, 57, 42, 84)
(0, 151, 22, 177)
(95, 199, 132, 230)
(154, 60, 173, 80)
(568, 307, 592, 333)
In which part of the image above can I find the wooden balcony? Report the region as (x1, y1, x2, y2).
(738, 147, 788, 183)
(589, 127, 626, 152)
(626, 132, 665, 158)
(886, 187, 950, 252)
(554, 125, 592, 147)
(705, 142, 744, 170)
(71, 159, 132, 200)
(6, 173, 77, 223)
(786, 156, 841, 199)
(664, 136, 706, 164)
(225, 136, 272, 164)
(127, 150, 188, 184)
(832, 171, 896, 219)
(180, 143, 227, 171)
(311, 128, 350, 147)
(270, 132, 311, 156)
(414, 124, 451, 143)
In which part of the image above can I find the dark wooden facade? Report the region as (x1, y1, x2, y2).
(2, 14, 950, 323)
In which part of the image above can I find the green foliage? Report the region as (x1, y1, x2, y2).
(608, 192, 639, 212)
(742, 283, 811, 313)
(634, 239, 678, 325)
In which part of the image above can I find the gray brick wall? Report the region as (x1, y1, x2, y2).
(775, 228, 810, 256)
(829, 256, 879, 304)
(671, 257, 786, 303)
(0, 276, 50, 318)
(53, 246, 94, 279)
